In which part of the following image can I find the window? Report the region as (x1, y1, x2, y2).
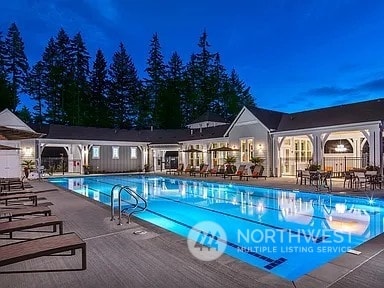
(131, 147, 137, 159)
(112, 146, 119, 159)
(92, 146, 100, 159)
(240, 138, 254, 162)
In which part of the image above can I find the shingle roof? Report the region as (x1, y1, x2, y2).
(246, 106, 285, 130)
(277, 98, 384, 131)
(189, 111, 227, 124)
(33, 124, 229, 144)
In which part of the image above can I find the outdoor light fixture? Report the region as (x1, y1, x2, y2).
(335, 140, 347, 152)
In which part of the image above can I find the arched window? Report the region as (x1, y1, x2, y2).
(324, 139, 353, 153)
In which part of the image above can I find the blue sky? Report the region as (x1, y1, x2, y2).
(1, 0, 384, 113)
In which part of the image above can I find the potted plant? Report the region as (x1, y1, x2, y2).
(249, 156, 264, 173)
(83, 165, 90, 175)
(224, 155, 237, 174)
(22, 160, 35, 179)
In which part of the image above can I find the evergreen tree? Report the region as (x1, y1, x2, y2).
(68, 32, 90, 125)
(15, 105, 32, 123)
(3, 23, 29, 112)
(0, 31, 13, 111)
(108, 43, 141, 128)
(159, 52, 184, 128)
(26, 60, 45, 125)
(41, 37, 61, 123)
(0, 31, 5, 77)
(0, 76, 13, 111)
(144, 33, 166, 127)
(88, 49, 110, 127)
(229, 69, 255, 110)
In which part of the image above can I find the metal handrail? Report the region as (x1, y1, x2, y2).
(110, 184, 124, 221)
(110, 184, 147, 225)
(118, 186, 147, 224)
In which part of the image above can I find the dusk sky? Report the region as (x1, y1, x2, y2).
(1, 0, 384, 113)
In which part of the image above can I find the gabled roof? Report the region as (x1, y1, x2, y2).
(277, 98, 384, 131)
(189, 111, 227, 124)
(246, 106, 286, 130)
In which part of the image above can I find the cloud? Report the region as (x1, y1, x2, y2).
(358, 77, 384, 91)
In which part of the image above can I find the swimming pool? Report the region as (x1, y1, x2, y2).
(48, 175, 384, 281)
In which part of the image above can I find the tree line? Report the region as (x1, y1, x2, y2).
(0, 23, 256, 129)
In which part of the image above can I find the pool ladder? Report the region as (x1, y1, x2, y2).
(110, 184, 148, 225)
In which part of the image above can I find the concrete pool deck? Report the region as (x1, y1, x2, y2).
(1, 175, 384, 288)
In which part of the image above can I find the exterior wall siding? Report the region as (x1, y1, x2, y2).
(88, 145, 142, 173)
(228, 122, 271, 176)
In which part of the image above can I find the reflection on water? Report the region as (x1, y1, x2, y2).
(63, 175, 383, 240)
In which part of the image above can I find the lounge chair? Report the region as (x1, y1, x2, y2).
(0, 206, 52, 221)
(0, 232, 86, 270)
(241, 166, 267, 180)
(0, 178, 25, 192)
(232, 165, 247, 180)
(0, 215, 63, 239)
(199, 164, 209, 177)
(0, 193, 38, 206)
(173, 163, 184, 175)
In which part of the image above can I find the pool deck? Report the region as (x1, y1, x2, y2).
(1, 174, 384, 288)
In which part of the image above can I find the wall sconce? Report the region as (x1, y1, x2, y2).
(257, 144, 263, 150)
(24, 146, 33, 157)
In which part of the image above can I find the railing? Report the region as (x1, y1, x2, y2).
(110, 184, 147, 225)
(280, 156, 369, 177)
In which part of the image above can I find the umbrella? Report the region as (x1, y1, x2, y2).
(0, 125, 43, 140)
(0, 144, 20, 150)
(208, 146, 239, 152)
(183, 148, 203, 153)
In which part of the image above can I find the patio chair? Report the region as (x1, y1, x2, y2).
(0, 206, 52, 221)
(233, 165, 247, 180)
(0, 193, 38, 206)
(353, 171, 368, 190)
(199, 164, 209, 177)
(241, 166, 266, 180)
(0, 232, 86, 270)
(0, 215, 63, 239)
(174, 163, 184, 175)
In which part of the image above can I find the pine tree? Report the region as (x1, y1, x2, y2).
(145, 33, 166, 127)
(41, 37, 61, 123)
(3, 23, 29, 112)
(68, 32, 90, 125)
(26, 61, 45, 125)
(0, 31, 13, 111)
(15, 105, 32, 123)
(160, 52, 184, 128)
(229, 69, 255, 110)
(88, 49, 110, 127)
(108, 43, 141, 128)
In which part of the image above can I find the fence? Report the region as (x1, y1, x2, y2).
(41, 157, 68, 174)
(280, 155, 369, 178)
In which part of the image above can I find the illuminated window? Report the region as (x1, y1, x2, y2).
(92, 146, 100, 159)
(240, 138, 254, 162)
(112, 146, 119, 159)
(131, 147, 137, 159)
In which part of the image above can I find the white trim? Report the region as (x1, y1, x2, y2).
(272, 121, 381, 136)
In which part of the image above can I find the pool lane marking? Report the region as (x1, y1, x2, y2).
(141, 207, 287, 270)
(144, 195, 328, 244)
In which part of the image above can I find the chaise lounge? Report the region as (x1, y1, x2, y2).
(0, 232, 87, 270)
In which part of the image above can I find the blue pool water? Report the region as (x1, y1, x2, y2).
(48, 175, 384, 280)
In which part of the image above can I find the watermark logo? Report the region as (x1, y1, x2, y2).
(187, 221, 227, 261)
